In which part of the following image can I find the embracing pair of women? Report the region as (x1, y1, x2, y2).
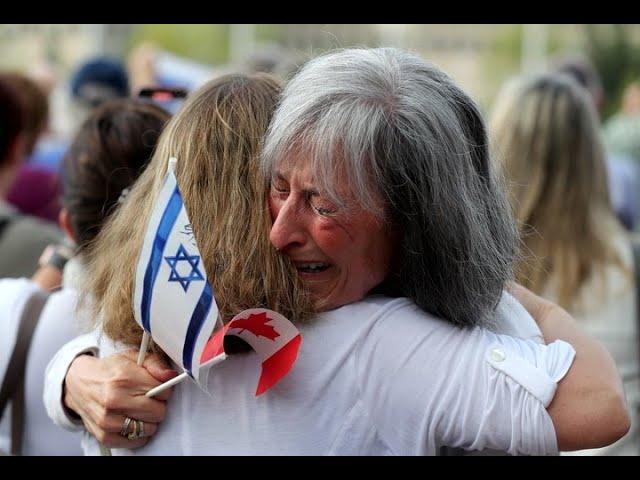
(45, 48, 629, 455)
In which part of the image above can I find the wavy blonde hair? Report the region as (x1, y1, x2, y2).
(82, 73, 313, 346)
(490, 73, 630, 309)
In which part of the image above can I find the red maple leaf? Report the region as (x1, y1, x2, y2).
(231, 312, 280, 340)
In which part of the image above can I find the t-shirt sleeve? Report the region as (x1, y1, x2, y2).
(491, 290, 545, 343)
(43, 329, 101, 431)
(356, 301, 575, 456)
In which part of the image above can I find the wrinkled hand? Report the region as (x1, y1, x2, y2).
(63, 350, 177, 448)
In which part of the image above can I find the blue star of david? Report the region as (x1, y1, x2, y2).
(164, 244, 204, 292)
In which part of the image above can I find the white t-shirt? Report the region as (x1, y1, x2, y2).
(45, 293, 574, 456)
(0, 276, 84, 455)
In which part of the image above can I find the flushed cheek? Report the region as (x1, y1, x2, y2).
(312, 224, 353, 262)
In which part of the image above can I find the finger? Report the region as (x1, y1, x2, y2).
(105, 355, 168, 394)
(81, 414, 106, 443)
(94, 378, 169, 424)
(148, 384, 174, 402)
(135, 420, 158, 438)
(81, 414, 121, 448)
(111, 416, 159, 439)
(88, 412, 160, 437)
(83, 415, 155, 449)
(142, 353, 178, 383)
(109, 351, 175, 392)
(120, 349, 177, 382)
(121, 349, 147, 365)
(115, 396, 168, 424)
(98, 431, 150, 449)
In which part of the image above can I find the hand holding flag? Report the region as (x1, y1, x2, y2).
(100, 158, 303, 456)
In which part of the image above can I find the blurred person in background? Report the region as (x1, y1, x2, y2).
(15, 56, 132, 196)
(604, 81, 640, 167)
(0, 98, 170, 455)
(20, 63, 70, 175)
(243, 43, 304, 82)
(2, 73, 49, 160)
(67, 56, 130, 135)
(128, 42, 215, 102)
(490, 72, 639, 455)
(0, 74, 61, 278)
(554, 54, 640, 231)
(3, 72, 62, 224)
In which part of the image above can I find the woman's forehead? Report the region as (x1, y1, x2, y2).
(275, 146, 345, 177)
(273, 150, 316, 178)
(273, 161, 318, 186)
(272, 149, 383, 214)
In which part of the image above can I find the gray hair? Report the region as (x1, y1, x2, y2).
(262, 47, 518, 328)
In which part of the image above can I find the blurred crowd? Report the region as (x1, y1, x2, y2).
(0, 41, 639, 456)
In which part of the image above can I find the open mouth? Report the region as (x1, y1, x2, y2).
(295, 262, 331, 274)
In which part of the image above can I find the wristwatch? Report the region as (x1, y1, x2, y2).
(38, 243, 75, 272)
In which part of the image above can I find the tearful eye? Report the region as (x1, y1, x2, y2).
(313, 206, 335, 216)
(310, 197, 337, 216)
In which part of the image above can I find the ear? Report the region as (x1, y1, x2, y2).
(58, 208, 78, 244)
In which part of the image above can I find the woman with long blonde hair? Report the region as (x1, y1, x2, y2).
(83, 73, 312, 347)
(44, 73, 313, 450)
(490, 72, 638, 455)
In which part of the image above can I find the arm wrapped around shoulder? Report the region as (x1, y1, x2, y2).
(509, 283, 631, 451)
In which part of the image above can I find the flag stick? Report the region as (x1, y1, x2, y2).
(201, 351, 227, 369)
(137, 331, 151, 366)
(145, 372, 188, 398)
(145, 353, 227, 398)
(168, 156, 177, 173)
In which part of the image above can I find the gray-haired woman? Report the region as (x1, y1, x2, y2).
(46, 48, 628, 455)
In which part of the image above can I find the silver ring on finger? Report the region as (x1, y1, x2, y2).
(136, 420, 145, 438)
(127, 418, 139, 440)
(120, 417, 133, 438)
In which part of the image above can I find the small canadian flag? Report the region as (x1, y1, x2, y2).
(200, 308, 302, 396)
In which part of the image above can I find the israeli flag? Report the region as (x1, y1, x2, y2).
(133, 157, 222, 388)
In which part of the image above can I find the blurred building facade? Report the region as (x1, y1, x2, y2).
(2, 24, 640, 117)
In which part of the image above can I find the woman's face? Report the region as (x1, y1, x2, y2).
(268, 161, 396, 311)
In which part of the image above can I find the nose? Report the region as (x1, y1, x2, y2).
(269, 195, 308, 252)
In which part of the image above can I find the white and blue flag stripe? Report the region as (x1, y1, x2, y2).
(133, 158, 220, 388)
